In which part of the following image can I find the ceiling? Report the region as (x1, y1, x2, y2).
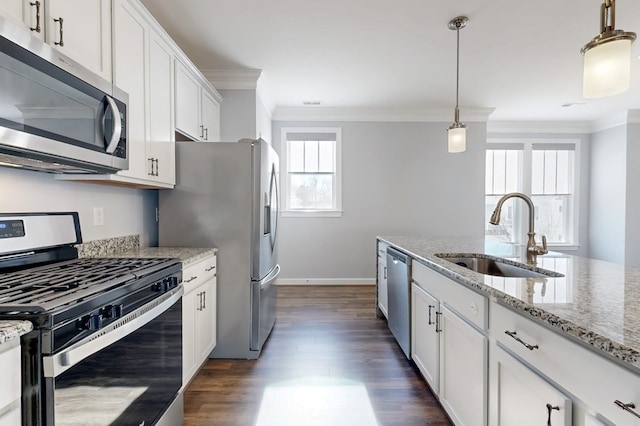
(140, 0, 640, 123)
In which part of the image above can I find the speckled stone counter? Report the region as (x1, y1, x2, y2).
(107, 247, 217, 267)
(0, 321, 33, 347)
(378, 235, 640, 373)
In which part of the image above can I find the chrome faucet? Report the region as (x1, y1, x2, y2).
(489, 192, 548, 264)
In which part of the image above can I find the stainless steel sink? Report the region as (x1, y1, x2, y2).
(435, 254, 564, 278)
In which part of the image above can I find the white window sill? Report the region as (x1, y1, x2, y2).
(282, 210, 343, 218)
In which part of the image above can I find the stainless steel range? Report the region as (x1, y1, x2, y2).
(0, 212, 184, 426)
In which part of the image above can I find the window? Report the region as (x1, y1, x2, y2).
(485, 140, 578, 247)
(281, 128, 342, 217)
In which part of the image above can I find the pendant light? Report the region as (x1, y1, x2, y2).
(581, 0, 636, 98)
(447, 16, 468, 153)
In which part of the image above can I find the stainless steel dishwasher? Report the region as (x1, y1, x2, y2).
(386, 247, 412, 359)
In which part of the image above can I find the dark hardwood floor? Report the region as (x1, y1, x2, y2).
(184, 285, 452, 425)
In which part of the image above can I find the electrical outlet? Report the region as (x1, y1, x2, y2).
(93, 207, 104, 226)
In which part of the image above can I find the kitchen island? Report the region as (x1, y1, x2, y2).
(378, 236, 640, 426)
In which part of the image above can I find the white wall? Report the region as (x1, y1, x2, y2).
(256, 92, 272, 143)
(272, 120, 487, 282)
(0, 168, 157, 245)
(589, 125, 626, 264)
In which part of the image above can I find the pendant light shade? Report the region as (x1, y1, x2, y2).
(447, 16, 468, 153)
(581, 0, 636, 98)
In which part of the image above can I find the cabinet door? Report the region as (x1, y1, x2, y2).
(182, 287, 197, 385)
(200, 89, 220, 142)
(175, 61, 201, 141)
(196, 278, 216, 361)
(47, 0, 112, 80)
(148, 29, 173, 142)
(146, 141, 175, 185)
(112, 0, 147, 179)
(492, 346, 572, 426)
(439, 305, 488, 426)
(377, 257, 388, 317)
(0, 1, 30, 32)
(411, 283, 439, 393)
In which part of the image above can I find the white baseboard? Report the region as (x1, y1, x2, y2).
(276, 278, 375, 285)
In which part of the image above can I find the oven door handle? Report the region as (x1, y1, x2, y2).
(42, 286, 183, 378)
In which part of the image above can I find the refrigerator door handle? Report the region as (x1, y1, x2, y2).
(269, 163, 279, 251)
(259, 264, 281, 289)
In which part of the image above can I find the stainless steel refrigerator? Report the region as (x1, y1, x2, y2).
(159, 139, 280, 359)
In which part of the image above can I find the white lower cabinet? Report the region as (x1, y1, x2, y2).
(439, 304, 488, 426)
(490, 345, 571, 426)
(411, 283, 439, 393)
(182, 254, 217, 386)
(411, 262, 488, 426)
(376, 241, 389, 318)
(0, 343, 21, 426)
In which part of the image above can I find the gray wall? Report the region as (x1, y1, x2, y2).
(272, 120, 487, 282)
(589, 125, 626, 264)
(625, 122, 640, 267)
(0, 167, 157, 245)
(219, 89, 257, 142)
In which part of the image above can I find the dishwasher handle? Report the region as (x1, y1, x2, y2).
(387, 247, 409, 265)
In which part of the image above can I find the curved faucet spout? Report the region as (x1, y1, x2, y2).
(489, 192, 548, 264)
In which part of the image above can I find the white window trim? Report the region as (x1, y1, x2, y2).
(280, 127, 343, 218)
(486, 138, 581, 248)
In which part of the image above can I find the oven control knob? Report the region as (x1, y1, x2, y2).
(113, 304, 123, 318)
(80, 314, 102, 330)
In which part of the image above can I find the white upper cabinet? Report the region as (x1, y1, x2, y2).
(0, 0, 112, 81)
(46, 0, 112, 80)
(175, 59, 221, 142)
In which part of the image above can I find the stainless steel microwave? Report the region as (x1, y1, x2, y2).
(0, 16, 128, 174)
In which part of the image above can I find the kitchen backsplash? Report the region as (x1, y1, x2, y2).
(76, 235, 140, 258)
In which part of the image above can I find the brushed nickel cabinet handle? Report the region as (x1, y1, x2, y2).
(435, 311, 442, 333)
(205, 266, 216, 272)
(615, 400, 640, 418)
(428, 304, 435, 325)
(29, 1, 41, 32)
(202, 291, 206, 309)
(546, 403, 559, 425)
(505, 330, 538, 350)
(183, 276, 197, 283)
(383, 266, 387, 280)
(54, 17, 64, 46)
(199, 124, 204, 139)
(154, 159, 159, 176)
(204, 128, 209, 141)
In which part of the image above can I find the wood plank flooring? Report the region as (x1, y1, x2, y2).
(183, 285, 452, 426)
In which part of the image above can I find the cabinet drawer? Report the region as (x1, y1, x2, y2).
(492, 303, 640, 425)
(182, 255, 217, 292)
(0, 344, 20, 412)
(413, 262, 487, 331)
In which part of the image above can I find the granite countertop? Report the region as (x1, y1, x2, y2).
(0, 321, 33, 347)
(105, 247, 217, 267)
(379, 235, 640, 373)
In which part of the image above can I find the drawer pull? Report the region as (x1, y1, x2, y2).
(428, 305, 435, 325)
(505, 330, 538, 350)
(205, 266, 216, 272)
(546, 403, 559, 425)
(615, 400, 640, 418)
(183, 276, 198, 283)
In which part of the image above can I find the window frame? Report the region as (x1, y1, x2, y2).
(485, 138, 581, 250)
(280, 127, 343, 217)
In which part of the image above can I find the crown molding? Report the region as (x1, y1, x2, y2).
(271, 107, 495, 122)
(202, 69, 263, 90)
(487, 121, 592, 134)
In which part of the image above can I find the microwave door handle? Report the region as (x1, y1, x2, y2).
(104, 95, 122, 154)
